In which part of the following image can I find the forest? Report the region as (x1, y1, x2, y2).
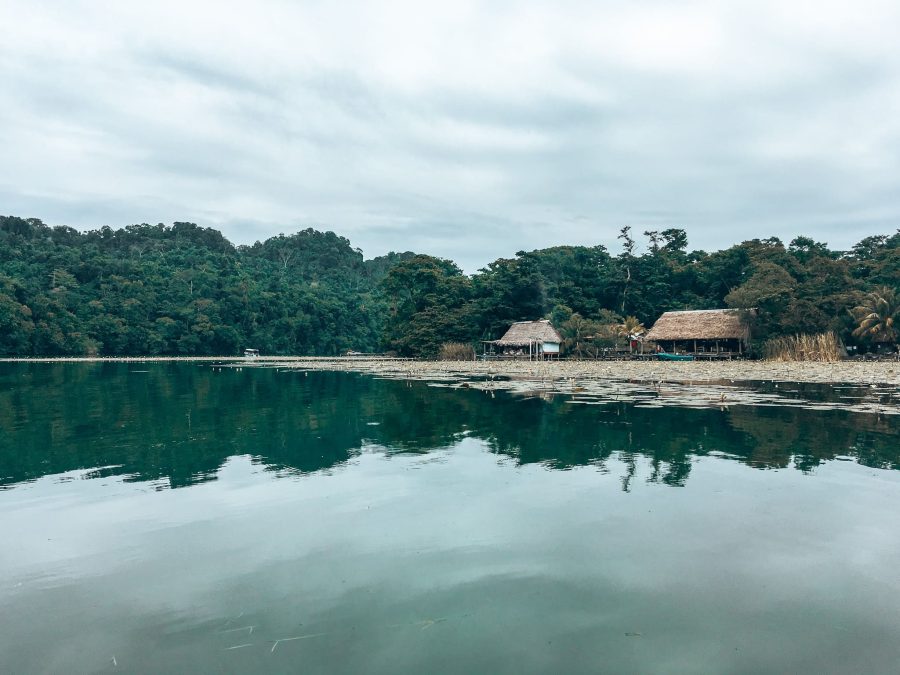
(0, 215, 897, 357)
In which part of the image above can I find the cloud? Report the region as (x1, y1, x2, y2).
(1, 0, 899, 271)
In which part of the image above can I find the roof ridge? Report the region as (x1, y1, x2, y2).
(493, 319, 563, 345)
(645, 308, 750, 341)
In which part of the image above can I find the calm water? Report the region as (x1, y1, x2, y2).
(1, 363, 899, 674)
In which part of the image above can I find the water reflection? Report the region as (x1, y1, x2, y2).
(0, 363, 897, 490)
(2, 365, 900, 673)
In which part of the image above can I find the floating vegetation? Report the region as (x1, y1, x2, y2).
(228, 358, 900, 416)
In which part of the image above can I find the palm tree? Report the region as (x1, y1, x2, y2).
(561, 313, 600, 359)
(617, 316, 646, 353)
(852, 286, 899, 349)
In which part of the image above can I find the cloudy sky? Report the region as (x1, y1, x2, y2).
(2, 1, 899, 270)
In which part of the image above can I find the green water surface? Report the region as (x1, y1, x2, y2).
(1, 363, 899, 674)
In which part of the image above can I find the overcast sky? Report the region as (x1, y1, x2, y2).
(2, 1, 899, 271)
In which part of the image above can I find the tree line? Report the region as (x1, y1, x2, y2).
(1, 215, 897, 357)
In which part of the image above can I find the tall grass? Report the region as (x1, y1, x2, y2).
(764, 332, 844, 362)
(439, 342, 475, 361)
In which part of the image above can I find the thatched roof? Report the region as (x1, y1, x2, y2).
(492, 320, 563, 346)
(645, 309, 750, 342)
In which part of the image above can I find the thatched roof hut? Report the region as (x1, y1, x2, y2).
(645, 309, 751, 350)
(484, 320, 563, 360)
(493, 320, 563, 346)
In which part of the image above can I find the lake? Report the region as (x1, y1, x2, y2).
(1, 363, 899, 673)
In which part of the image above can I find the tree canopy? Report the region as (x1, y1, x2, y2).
(1, 215, 897, 357)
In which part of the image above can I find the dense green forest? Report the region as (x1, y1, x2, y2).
(1, 215, 897, 357)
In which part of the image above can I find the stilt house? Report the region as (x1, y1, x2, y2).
(644, 309, 752, 356)
(483, 320, 563, 360)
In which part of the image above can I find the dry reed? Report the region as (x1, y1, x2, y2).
(438, 342, 475, 361)
(764, 332, 844, 362)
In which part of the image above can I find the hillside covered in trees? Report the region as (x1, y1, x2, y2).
(1, 215, 897, 357)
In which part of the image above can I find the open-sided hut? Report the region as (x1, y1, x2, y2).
(484, 320, 563, 360)
(644, 309, 751, 356)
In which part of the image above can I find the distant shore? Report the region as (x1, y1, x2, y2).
(4, 356, 896, 387)
(0, 356, 410, 364)
(0, 356, 315, 363)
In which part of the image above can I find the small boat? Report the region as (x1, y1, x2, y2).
(657, 352, 695, 361)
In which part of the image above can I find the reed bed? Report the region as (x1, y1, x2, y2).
(764, 332, 844, 362)
(439, 342, 476, 361)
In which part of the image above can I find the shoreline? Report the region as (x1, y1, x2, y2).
(269, 358, 900, 386)
(0, 356, 410, 364)
(266, 358, 900, 416)
(3, 356, 897, 386)
(4, 356, 897, 414)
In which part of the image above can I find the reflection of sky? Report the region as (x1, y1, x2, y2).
(2, 440, 900, 673)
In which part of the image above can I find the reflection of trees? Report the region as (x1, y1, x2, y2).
(726, 409, 799, 469)
(727, 405, 900, 472)
(1, 365, 898, 491)
(0, 365, 478, 489)
(468, 398, 707, 486)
